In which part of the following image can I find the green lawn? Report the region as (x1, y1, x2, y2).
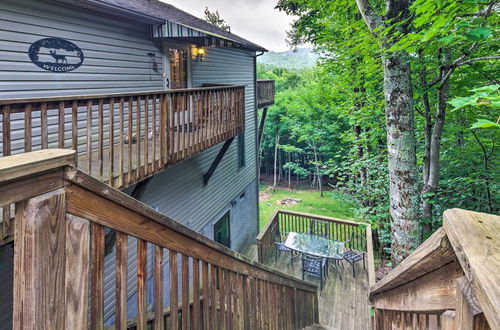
(258, 184, 358, 229)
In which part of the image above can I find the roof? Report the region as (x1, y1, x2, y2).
(60, 0, 266, 52)
(370, 209, 500, 329)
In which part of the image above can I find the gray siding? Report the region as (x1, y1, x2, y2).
(0, 1, 259, 326)
(0, 0, 163, 99)
(0, 0, 163, 156)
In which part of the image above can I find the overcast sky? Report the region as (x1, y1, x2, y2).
(161, 0, 295, 52)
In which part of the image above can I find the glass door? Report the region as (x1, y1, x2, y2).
(214, 212, 231, 248)
(168, 48, 188, 89)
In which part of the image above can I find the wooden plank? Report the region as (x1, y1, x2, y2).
(109, 98, 115, 186)
(24, 104, 32, 153)
(0, 85, 246, 105)
(116, 232, 128, 330)
(86, 100, 93, 174)
(219, 267, 226, 330)
(137, 239, 147, 330)
(366, 224, 376, 287)
(154, 246, 164, 330)
(181, 254, 189, 330)
(0, 150, 75, 184)
(41, 102, 48, 149)
(443, 209, 500, 330)
(90, 223, 105, 330)
(118, 97, 125, 188)
(441, 310, 456, 330)
(58, 101, 65, 148)
(210, 264, 217, 330)
(65, 214, 90, 330)
(13, 189, 66, 330)
(192, 258, 201, 330)
(202, 261, 210, 330)
(370, 227, 455, 296)
(71, 101, 77, 161)
(170, 251, 179, 330)
(64, 177, 317, 292)
(371, 259, 463, 312)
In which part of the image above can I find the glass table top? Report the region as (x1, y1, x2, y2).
(284, 232, 345, 259)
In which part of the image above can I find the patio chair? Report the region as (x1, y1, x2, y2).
(273, 227, 298, 266)
(301, 254, 327, 290)
(309, 219, 329, 238)
(343, 232, 367, 277)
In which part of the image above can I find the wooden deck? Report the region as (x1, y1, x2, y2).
(243, 244, 371, 330)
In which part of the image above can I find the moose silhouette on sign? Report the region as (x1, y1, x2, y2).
(49, 50, 68, 64)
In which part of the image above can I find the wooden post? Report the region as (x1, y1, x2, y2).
(13, 188, 91, 330)
(441, 310, 456, 330)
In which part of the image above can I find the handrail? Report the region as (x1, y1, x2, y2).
(5, 150, 319, 330)
(256, 210, 375, 286)
(0, 85, 245, 191)
(0, 84, 246, 106)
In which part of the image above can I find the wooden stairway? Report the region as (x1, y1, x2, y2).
(1, 150, 320, 329)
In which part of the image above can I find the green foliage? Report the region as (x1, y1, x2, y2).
(267, 0, 499, 255)
(258, 48, 319, 71)
(259, 184, 358, 228)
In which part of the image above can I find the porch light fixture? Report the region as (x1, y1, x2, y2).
(195, 47, 205, 61)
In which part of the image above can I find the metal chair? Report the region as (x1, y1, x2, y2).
(310, 219, 329, 238)
(343, 232, 367, 277)
(273, 228, 298, 266)
(301, 254, 327, 290)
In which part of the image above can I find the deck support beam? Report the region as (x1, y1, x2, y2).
(203, 137, 235, 186)
(257, 107, 269, 148)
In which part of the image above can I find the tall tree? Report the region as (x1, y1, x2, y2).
(204, 7, 231, 32)
(277, 0, 421, 263)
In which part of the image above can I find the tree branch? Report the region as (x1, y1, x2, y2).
(355, 0, 383, 33)
(456, 56, 500, 67)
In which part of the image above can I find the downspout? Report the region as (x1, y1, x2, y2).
(253, 51, 265, 239)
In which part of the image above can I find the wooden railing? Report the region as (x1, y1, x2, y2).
(4, 150, 318, 330)
(256, 210, 375, 286)
(370, 209, 499, 330)
(257, 80, 275, 108)
(0, 85, 245, 190)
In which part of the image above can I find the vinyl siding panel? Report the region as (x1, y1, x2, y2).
(0, 0, 163, 156)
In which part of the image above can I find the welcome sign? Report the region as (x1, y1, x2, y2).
(28, 37, 84, 72)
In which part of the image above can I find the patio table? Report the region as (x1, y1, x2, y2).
(284, 232, 345, 279)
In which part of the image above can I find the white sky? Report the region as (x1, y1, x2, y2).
(160, 0, 295, 52)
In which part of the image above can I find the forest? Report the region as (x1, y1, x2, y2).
(258, 0, 499, 264)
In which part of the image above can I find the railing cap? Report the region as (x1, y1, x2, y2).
(0, 149, 75, 183)
(0, 84, 246, 106)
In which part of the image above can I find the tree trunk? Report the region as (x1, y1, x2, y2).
(312, 141, 323, 197)
(419, 60, 434, 236)
(384, 54, 421, 264)
(273, 134, 280, 189)
(288, 152, 291, 189)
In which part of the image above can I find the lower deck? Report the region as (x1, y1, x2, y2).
(244, 244, 371, 330)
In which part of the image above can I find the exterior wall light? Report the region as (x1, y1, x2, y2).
(196, 47, 205, 61)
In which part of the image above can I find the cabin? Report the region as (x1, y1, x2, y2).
(0, 0, 276, 327)
(1, 1, 498, 330)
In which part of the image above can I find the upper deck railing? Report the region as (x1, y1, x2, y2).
(257, 80, 275, 108)
(0, 85, 245, 190)
(3, 150, 319, 330)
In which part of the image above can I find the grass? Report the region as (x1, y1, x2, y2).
(258, 183, 358, 229)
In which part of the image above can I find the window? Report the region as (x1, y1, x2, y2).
(214, 211, 230, 248)
(238, 133, 245, 169)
